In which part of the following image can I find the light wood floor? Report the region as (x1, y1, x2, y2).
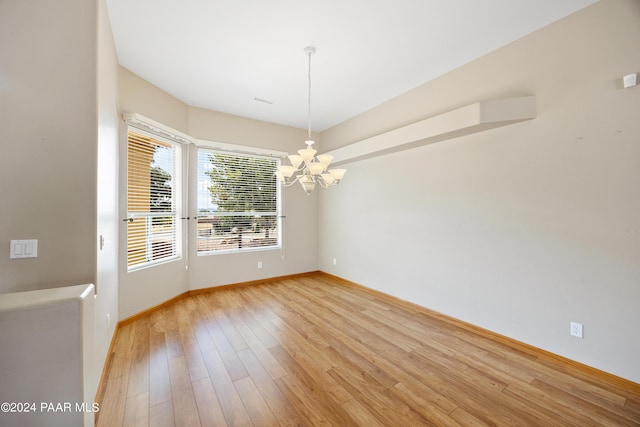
(97, 273, 640, 426)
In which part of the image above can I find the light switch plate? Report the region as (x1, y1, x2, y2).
(10, 240, 38, 259)
(623, 73, 637, 88)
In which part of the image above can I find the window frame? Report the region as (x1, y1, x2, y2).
(125, 125, 183, 271)
(196, 147, 282, 255)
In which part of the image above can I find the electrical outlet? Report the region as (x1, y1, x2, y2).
(333, 258, 337, 265)
(570, 321, 583, 338)
(258, 261, 263, 269)
(107, 313, 111, 328)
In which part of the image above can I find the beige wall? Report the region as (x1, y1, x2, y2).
(0, 0, 97, 294)
(119, 67, 190, 134)
(0, 0, 119, 409)
(117, 71, 319, 318)
(117, 69, 190, 319)
(96, 0, 121, 395)
(3, 0, 636, 390)
(319, 0, 640, 383)
(187, 106, 319, 290)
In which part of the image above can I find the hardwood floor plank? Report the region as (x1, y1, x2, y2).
(406, 347, 540, 425)
(149, 400, 175, 427)
(149, 322, 172, 406)
(531, 378, 636, 426)
(123, 392, 149, 427)
(327, 366, 431, 426)
(233, 295, 280, 349)
(127, 317, 150, 397)
(410, 343, 510, 394)
(191, 297, 219, 353)
(274, 372, 354, 426)
(98, 274, 640, 426)
(503, 381, 601, 426)
(260, 283, 332, 350)
(471, 334, 636, 422)
(201, 293, 249, 352)
(269, 344, 358, 426)
(226, 308, 287, 380)
(341, 398, 386, 427)
(389, 381, 462, 426)
(272, 376, 328, 426)
(236, 347, 305, 427)
(234, 376, 279, 426)
(453, 345, 538, 385)
(536, 370, 629, 410)
(282, 280, 408, 355)
(109, 323, 136, 380)
(268, 284, 400, 388)
(388, 382, 463, 426)
(191, 377, 228, 427)
(97, 373, 128, 427)
(312, 287, 422, 353)
(207, 322, 249, 382)
(163, 304, 185, 360)
(168, 356, 202, 427)
(626, 396, 640, 413)
(254, 288, 336, 373)
(202, 348, 253, 426)
(448, 406, 492, 426)
(174, 300, 209, 382)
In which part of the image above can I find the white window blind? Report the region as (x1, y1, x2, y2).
(197, 148, 280, 253)
(126, 129, 181, 269)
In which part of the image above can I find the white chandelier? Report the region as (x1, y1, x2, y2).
(276, 46, 346, 195)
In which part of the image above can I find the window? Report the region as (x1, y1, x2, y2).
(197, 148, 280, 253)
(126, 129, 181, 270)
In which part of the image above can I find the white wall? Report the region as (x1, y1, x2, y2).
(0, 285, 95, 427)
(319, 0, 640, 383)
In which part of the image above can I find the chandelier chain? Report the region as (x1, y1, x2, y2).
(307, 49, 312, 139)
(275, 46, 346, 195)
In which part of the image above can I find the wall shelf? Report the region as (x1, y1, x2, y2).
(324, 96, 536, 165)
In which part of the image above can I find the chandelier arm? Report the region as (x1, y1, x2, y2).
(281, 175, 302, 187)
(317, 177, 339, 188)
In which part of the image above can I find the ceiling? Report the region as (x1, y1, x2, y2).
(106, 0, 598, 132)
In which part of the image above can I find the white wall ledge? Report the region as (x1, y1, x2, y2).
(0, 284, 95, 427)
(324, 96, 536, 165)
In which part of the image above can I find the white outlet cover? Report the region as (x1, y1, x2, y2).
(570, 321, 583, 338)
